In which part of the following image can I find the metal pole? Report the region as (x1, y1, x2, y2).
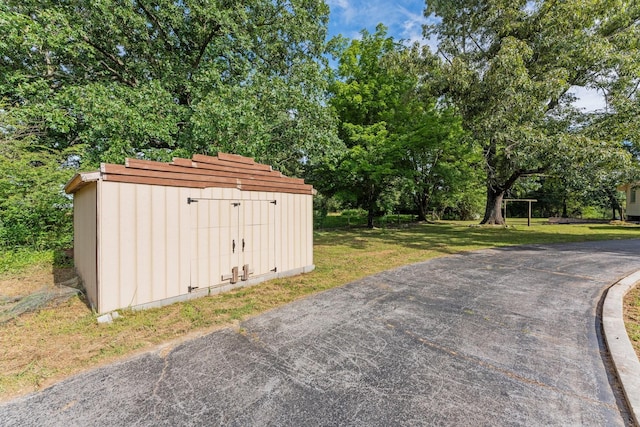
(528, 200, 532, 227)
(503, 200, 507, 224)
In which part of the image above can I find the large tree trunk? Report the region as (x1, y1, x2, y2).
(365, 187, 376, 228)
(480, 185, 505, 225)
(481, 139, 507, 225)
(480, 166, 531, 225)
(367, 206, 375, 228)
(414, 192, 428, 221)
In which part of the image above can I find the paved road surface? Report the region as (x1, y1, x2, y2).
(2, 239, 640, 426)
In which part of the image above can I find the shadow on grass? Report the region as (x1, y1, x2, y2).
(52, 248, 77, 286)
(314, 222, 640, 257)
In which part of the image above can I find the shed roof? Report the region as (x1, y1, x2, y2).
(64, 152, 314, 195)
(617, 182, 640, 192)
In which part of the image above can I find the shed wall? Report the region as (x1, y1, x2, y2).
(628, 186, 640, 217)
(97, 181, 191, 313)
(95, 181, 313, 313)
(73, 183, 98, 310)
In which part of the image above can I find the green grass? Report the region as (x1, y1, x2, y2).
(0, 249, 53, 275)
(0, 247, 73, 276)
(1, 220, 639, 400)
(315, 211, 416, 229)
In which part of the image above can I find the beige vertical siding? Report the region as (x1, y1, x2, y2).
(305, 195, 313, 266)
(628, 187, 640, 216)
(188, 188, 288, 288)
(97, 181, 191, 313)
(90, 181, 312, 313)
(73, 183, 98, 310)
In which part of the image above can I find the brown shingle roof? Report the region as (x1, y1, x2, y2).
(64, 153, 313, 195)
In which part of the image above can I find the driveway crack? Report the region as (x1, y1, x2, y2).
(402, 327, 619, 410)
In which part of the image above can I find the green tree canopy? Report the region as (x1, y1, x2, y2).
(324, 26, 405, 227)
(388, 46, 482, 221)
(0, 106, 76, 248)
(425, 0, 640, 224)
(318, 25, 481, 226)
(0, 0, 337, 175)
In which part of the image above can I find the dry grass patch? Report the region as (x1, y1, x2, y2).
(624, 283, 640, 359)
(1, 221, 640, 401)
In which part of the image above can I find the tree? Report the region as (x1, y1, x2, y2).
(0, 0, 337, 175)
(323, 25, 480, 226)
(324, 26, 409, 227)
(553, 135, 635, 220)
(425, 0, 640, 224)
(394, 94, 482, 221)
(0, 107, 77, 248)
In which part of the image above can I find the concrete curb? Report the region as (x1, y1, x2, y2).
(603, 270, 640, 425)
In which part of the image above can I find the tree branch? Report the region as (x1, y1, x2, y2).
(81, 35, 138, 87)
(437, 48, 453, 66)
(134, 0, 175, 52)
(99, 60, 137, 87)
(600, 10, 640, 39)
(468, 33, 487, 55)
(504, 166, 546, 190)
(192, 23, 222, 70)
(627, 79, 640, 99)
(82, 35, 124, 67)
(546, 86, 569, 111)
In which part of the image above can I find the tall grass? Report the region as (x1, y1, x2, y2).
(0, 249, 53, 275)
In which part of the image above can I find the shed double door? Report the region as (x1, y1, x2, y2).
(189, 198, 276, 291)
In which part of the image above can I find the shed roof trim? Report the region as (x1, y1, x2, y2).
(64, 153, 313, 195)
(617, 182, 640, 192)
(64, 171, 101, 194)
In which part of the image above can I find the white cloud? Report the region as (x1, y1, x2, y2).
(327, 0, 357, 25)
(326, 0, 444, 53)
(569, 86, 608, 112)
(396, 5, 441, 52)
(398, 6, 425, 44)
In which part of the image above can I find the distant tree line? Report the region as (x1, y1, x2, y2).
(1, 0, 639, 248)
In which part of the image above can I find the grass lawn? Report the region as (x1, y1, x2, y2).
(1, 219, 639, 401)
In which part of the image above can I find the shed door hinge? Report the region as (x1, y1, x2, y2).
(187, 197, 198, 204)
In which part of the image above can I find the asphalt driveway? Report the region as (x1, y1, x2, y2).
(2, 239, 640, 426)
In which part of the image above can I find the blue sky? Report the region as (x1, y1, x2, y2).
(326, 0, 430, 46)
(325, 0, 605, 111)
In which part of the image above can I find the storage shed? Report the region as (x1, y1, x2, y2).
(64, 153, 314, 314)
(619, 182, 640, 221)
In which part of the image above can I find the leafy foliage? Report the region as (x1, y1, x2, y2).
(0, 115, 76, 248)
(0, 0, 337, 175)
(426, 0, 640, 224)
(0, 0, 339, 248)
(318, 25, 482, 226)
(320, 27, 408, 227)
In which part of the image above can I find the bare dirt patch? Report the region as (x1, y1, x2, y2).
(0, 263, 79, 324)
(0, 262, 76, 297)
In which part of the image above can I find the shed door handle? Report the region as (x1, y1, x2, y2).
(242, 238, 245, 252)
(232, 239, 236, 253)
